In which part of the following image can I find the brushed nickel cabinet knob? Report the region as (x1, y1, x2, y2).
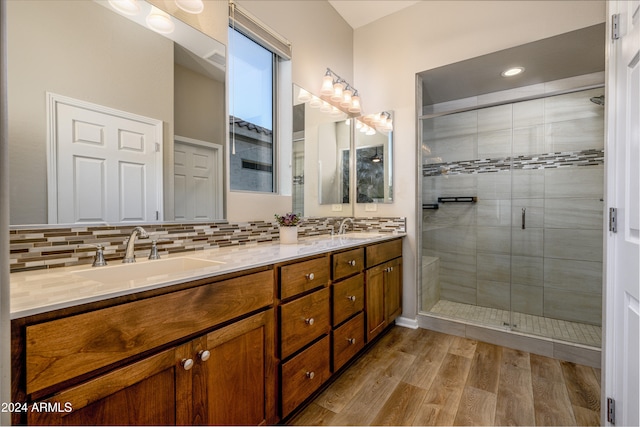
(306, 273, 315, 280)
(347, 338, 356, 345)
(181, 358, 194, 371)
(305, 317, 315, 325)
(198, 350, 211, 362)
(347, 295, 356, 302)
(306, 371, 315, 379)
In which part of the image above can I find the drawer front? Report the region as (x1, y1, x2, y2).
(366, 238, 402, 268)
(332, 312, 365, 372)
(25, 270, 274, 395)
(280, 257, 330, 300)
(281, 335, 331, 417)
(280, 287, 331, 359)
(332, 274, 364, 326)
(332, 248, 364, 281)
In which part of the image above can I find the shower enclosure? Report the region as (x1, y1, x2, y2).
(419, 86, 604, 349)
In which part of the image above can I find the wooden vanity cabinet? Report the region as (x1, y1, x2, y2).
(277, 255, 331, 418)
(14, 269, 277, 426)
(27, 346, 182, 426)
(365, 239, 403, 342)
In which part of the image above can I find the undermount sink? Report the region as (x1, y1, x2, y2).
(73, 257, 224, 283)
(337, 232, 385, 240)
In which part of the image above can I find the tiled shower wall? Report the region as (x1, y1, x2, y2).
(422, 87, 604, 326)
(9, 217, 405, 273)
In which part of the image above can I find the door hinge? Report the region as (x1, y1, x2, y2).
(609, 207, 618, 233)
(155, 142, 161, 152)
(612, 13, 620, 41)
(607, 397, 615, 424)
(155, 211, 159, 220)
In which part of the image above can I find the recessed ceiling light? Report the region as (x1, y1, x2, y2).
(501, 67, 525, 77)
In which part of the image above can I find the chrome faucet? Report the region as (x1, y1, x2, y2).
(122, 226, 149, 263)
(338, 218, 355, 235)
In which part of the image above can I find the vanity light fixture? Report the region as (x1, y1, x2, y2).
(174, 0, 204, 14)
(320, 68, 362, 115)
(146, 7, 175, 34)
(501, 66, 525, 77)
(321, 70, 334, 96)
(108, 0, 140, 15)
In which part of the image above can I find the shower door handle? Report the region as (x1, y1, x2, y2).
(522, 208, 526, 230)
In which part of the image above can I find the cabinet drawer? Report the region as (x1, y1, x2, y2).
(332, 247, 364, 281)
(25, 269, 274, 395)
(281, 335, 331, 417)
(280, 257, 330, 300)
(332, 312, 365, 372)
(366, 238, 402, 268)
(280, 287, 330, 359)
(332, 274, 364, 326)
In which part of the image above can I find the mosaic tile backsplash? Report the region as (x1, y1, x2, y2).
(423, 148, 604, 177)
(9, 217, 406, 273)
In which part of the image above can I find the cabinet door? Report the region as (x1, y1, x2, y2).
(385, 257, 402, 324)
(365, 264, 386, 342)
(190, 310, 276, 426)
(28, 347, 182, 426)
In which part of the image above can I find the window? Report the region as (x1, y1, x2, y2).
(228, 27, 276, 192)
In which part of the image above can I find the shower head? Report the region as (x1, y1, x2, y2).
(590, 95, 605, 106)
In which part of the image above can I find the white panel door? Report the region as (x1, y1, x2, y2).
(48, 94, 163, 224)
(174, 137, 222, 221)
(605, 1, 640, 426)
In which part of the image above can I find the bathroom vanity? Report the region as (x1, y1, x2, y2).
(10, 233, 403, 425)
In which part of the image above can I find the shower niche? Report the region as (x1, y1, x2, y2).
(420, 87, 605, 348)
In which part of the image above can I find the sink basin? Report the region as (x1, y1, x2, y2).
(73, 257, 224, 283)
(337, 232, 385, 240)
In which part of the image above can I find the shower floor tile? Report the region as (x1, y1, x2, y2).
(429, 299, 602, 348)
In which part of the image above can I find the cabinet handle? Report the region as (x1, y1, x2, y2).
(347, 295, 356, 302)
(385, 267, 394, 273)
(305, 317, 315, 325)
(347, 338, 356, 345)
(347, 259, 356, 267)
(305, 273, 315, 280)
(181, 358, 194, 371)
(198, 350, 211, 362)
(306, 371, 315, 379)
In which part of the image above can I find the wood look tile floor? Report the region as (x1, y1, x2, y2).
(288, 326, 601, 426)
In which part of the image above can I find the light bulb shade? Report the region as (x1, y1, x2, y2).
(174, 0, 204, 14)
(340, 88, 353, 108)
(366, 127, 376, 136)
(348, 94, 361, 113)
(331, 81, 344, 101)
(320, 101, 332, 113)
(309, 96, 322, 108)
(355, 120, 363, 129)
(298, 88, 311, 102)
(330, 107, 342, 117)
(320, 74, 334, 96)
(146, 8, 175, 34)
(108, 0, 140, 15)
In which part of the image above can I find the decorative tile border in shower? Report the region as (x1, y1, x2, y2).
(9, 216, 406, 273)
(423, 148, 604, 177)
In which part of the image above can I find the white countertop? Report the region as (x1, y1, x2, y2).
(10, 232, 404, 319)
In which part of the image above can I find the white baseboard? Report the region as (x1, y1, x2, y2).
(395, 316, 419, 329)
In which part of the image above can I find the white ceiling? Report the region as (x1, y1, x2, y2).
(328, 0, 420, 29)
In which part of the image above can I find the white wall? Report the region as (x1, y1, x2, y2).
(352, 0, 606, 322)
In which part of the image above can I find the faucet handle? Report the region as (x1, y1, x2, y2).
(148, 238, 169, 260)
(82, 244, 108, 267)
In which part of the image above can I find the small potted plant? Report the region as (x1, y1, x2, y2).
(275, 212, 300, 244)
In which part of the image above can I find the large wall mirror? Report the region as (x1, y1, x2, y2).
(7, 0, 226, 225)
(293, 85, 394, 216)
